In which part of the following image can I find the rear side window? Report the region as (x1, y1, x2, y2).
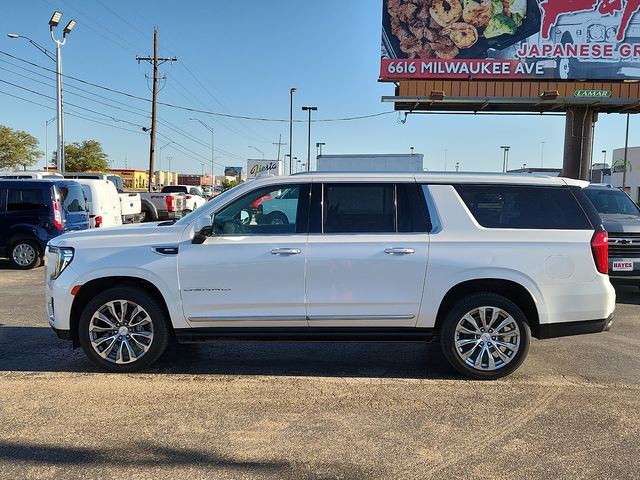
(323, 183, 395, 233)
(59, 185, 87, 213)
(7, 188, 46, 211)
(454, 185, 591, 230)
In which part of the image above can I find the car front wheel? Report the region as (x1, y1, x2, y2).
(9, 239, 41, 269)
(78, 287, 170, 372)
(440, 293, 531, 380)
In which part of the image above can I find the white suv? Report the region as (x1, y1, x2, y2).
(45, 173, 615, 379)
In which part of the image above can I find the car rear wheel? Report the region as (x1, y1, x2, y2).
(78, 287, 170, 372)
(440, 293, 530, 380)
(9, 240, 41, 269)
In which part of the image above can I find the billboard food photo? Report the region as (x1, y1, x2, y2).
(381, 0, 640, 80)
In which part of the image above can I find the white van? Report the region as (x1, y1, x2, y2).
(75, 179, 123, 228)
(0, 171, 64, 179)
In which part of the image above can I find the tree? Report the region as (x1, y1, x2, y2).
(0, 124, 42, 171)
(222, 179, 242, 189)
(61, 140, 109, 172)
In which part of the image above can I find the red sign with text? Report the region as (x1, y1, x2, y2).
(381, 0, 640, 80)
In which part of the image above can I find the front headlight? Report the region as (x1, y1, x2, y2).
(47, 246, 74, 280)
(588, 24, 606, 42)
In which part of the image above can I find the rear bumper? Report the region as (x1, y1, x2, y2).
(537, 313, 614, 339)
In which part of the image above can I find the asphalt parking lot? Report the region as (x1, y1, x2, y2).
(0, 260, 639, 479)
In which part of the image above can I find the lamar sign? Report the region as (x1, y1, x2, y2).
(246, 160, 284, 179)
(381, 0, 640, 81)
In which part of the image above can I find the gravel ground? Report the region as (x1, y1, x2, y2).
(1, 260, 639, 479)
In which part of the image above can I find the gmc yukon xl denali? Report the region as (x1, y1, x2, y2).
(45, 173, 615, 379)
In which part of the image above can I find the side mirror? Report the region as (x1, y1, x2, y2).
(192, 215, 213, 244)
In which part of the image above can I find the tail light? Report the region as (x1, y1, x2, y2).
(591, 231, 608, 274)
(95, 215, 103, 228)
(52, 201, 63, 230)
(166, 196, 175, 212)
(186, 195, 192, 200)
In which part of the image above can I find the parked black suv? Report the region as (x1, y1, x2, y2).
(585, 184, 640, 286)
(0, 180, 90, 269)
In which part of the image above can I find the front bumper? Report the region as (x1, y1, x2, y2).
(537, 313, 614, 339)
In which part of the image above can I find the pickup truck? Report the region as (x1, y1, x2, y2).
(160, 185, 207, 212)
(63, 173, 143, 224)
(139, 191, 187, 222)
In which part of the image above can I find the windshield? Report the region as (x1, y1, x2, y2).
(58, 184, 87, 213)
(107, 175, 125, 193)
(586, 188, 640, 216)
(174, 183, 244, 226)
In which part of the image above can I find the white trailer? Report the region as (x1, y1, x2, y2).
(316, 154, 424, 172)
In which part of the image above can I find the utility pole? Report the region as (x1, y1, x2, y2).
(302, 106, 317, 172)
(273, 134, 287, 162)
(136, 28, 176, 192)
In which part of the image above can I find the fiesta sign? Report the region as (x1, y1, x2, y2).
(246, 160, 284, 179)
(380, 0, 640, 81)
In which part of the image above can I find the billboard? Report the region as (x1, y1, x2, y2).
(224, 166, 243, 178)
(381, 0, 640, 81)
(246, 160, 284, 179)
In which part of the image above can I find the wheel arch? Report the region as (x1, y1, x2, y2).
(434, 279, 541, 338)
(69, 276, 172, 347)
(140, 199, 158, 221)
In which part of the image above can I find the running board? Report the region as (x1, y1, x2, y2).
(174, 327, 438, 343)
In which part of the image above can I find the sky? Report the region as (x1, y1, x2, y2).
(0, 0, 638, 175)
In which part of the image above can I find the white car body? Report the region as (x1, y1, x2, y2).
(63, 173, 143, 224)
(46, 172, 616, 378)
(0, 171, 63, 179)
(75, 179, 123, 228)
(160, 185, 206, 212)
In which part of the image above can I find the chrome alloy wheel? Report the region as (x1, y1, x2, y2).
(88, 300, 154, 364)
(12, 243, 36, 267)
(454, 306, 521, 372)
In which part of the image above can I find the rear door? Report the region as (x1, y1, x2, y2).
(56, 184, 90, 231)
(305, 182, 430, 327)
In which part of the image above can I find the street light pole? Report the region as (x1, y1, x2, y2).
(289, 88, 296, 175)
(302, 106, 317, 172)
(248, 145, 265, 159)
(45, 116, 56, 169)
(189, 118, 215, 184)
(623, 113, 630, 191)
(8, 12, 75, 173)
(541, 141, 545, 168)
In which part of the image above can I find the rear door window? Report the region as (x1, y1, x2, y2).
(454, 185, 591, 230)
(7, 188, 46, 211)
(59, 185, 87, 213)
(323, 183, 395, 233)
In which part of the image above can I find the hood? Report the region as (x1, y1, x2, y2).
(600, 214, 640, 234)
(49, 222, 183, 248)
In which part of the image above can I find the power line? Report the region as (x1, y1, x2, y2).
(0, 59, 244, 160)
(0, 49, 394, 123)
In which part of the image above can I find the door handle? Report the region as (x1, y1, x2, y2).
(271, 248, 301, 256)
(384, 248, 415, 255)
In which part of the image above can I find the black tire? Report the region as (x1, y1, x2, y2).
(265, 212, 288, 225)
(440, 292, 531, 380)
(8, 239, 41, 269)
(78, 286, 170, 372)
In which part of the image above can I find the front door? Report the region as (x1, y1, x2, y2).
(178, 183, 309, 327)
(0, 188, 6, 257)
(306, 182, 430, 327)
